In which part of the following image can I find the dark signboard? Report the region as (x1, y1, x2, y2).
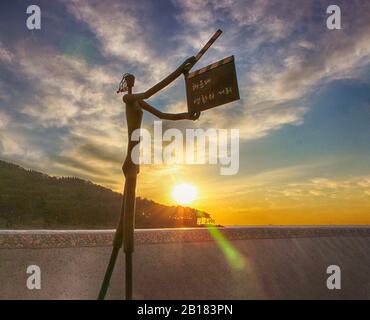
(185, 55, 240, 113)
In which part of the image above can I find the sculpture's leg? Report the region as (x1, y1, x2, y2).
(97, 181, 126, 300)
(123, 171, 137, 300)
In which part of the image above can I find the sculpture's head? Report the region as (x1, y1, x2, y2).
(124, 74, 135, 88)
(117, 73, 135, 93)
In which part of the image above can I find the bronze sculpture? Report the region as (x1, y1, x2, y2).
(99, 30, 223, 300)
(98, 58, 200, 300)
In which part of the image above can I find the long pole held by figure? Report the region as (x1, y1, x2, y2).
(98, 29, 222, 300)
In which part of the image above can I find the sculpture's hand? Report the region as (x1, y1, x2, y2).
(182, 56, 196, 73)
(188, 111, 201, 120)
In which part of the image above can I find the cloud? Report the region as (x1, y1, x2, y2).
(306, 176, 370, 198)
(172, 0, 220, 50)
(0, 42, 13, 64)
(358, 178, 370, 188)
(66, 0, 171, 83)
(0, 113, 28, 159)
(14, 44, 117, 126)
(0, 38, 126, 182)
(0, 110, 10, 129)
(310, 190, 324, 196)
(77, 142, 122, 164)
(311, 178, 340, 190)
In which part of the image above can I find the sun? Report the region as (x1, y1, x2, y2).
(172, 183, 198, 205)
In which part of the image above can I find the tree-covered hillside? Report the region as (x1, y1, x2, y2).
(0, 160, 213, 229)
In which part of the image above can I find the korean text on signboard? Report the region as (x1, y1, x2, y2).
(185, 55, 240, 113)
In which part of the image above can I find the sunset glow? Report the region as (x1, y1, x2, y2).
(172, 184, 198, 205)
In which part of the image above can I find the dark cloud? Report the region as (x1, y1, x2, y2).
(78, 143, 122, 164)
(52, 154, 107, 176)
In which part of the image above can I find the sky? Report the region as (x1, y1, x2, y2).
(0, 0, 370, 225)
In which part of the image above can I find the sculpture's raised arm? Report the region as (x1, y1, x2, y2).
(123, 56, 195, 103)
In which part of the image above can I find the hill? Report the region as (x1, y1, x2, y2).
(0, 160, 213, 229)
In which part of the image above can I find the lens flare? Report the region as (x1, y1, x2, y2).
(206, 225, 247, 270)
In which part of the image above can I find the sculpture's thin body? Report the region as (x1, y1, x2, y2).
(98, 57, 199, 300)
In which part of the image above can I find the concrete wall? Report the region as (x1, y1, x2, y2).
(0, 227, 369, 299)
